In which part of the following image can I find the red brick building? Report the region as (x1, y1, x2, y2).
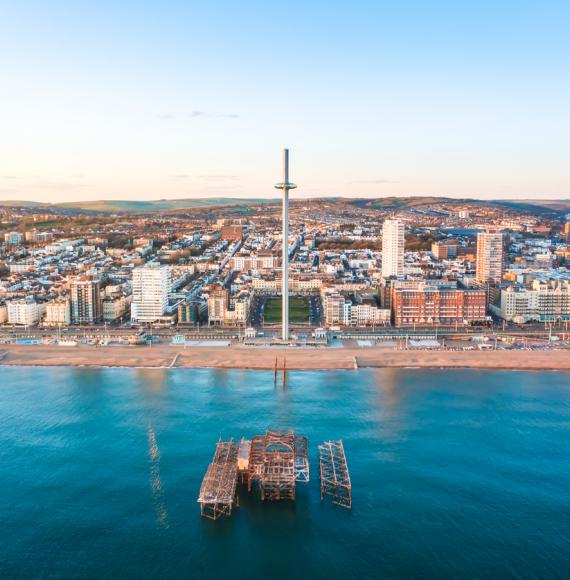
(392, 283, 487, 326)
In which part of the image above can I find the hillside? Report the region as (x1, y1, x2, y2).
(0, 200, 48, 208)
(53, 198, 274, 213)
(1, 196, 568, 215)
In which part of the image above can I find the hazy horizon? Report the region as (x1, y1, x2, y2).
(1, 1, 569, 202)
(2, 192, 570, 205)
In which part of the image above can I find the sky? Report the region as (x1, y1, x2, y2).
(0, 0, 569, 202)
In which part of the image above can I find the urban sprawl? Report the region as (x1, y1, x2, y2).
(1, 197, 570, 351)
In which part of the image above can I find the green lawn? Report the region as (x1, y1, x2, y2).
(263, 296, 310, 323)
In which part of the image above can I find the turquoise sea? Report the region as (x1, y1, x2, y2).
(1, 367, 569, 578)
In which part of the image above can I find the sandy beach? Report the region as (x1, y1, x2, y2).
(1, 344, 569, 371)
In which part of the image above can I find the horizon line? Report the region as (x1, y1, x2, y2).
(1, 193, 570, 205)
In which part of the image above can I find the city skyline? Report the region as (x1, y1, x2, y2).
(1, 1, 569, 202)
(2, 2, 570, 577)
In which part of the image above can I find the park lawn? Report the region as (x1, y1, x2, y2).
(263, 296, 310, 323)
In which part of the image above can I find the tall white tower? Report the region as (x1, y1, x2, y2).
(131, 263, 170, 323)
(382, 219, 405, 279)
(476, 231, 504, 283)
(275, 149, 297, 341)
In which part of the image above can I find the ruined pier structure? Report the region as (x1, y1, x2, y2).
(198, 431, 351, 519)
(318, 439, 352, 509)
(198, 429, 310, 519)
(247, 429, 309, 500)
(197, 438, 239, 520)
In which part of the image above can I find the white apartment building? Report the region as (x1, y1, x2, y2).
(102, 295, 129, 322)
(324, 292, 389, 327)
(131, 264, 170, 323)
(496, 280, 570, 323)
(9, 262, 35, 273)
(291, 278, 322, 293)
(349, 258, 374, 270)
(7, 299, 46, 326)
(252, 277, 322, 294)
(324, 292, 352, 326)
(4, 231, 24, 246)
(382, 219, 405, 278)
(230, 254, 278, 271)
(25, 230, 53, 243)
(224, 292, 252, 326)
(44, 299, 71, 326)
(351, 303, 391, 326)
(476, 231, 504, 283)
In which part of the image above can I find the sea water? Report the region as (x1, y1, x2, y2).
(0, 366, 569, 578)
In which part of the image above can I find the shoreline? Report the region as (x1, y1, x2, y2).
(1, 344, 570, 372)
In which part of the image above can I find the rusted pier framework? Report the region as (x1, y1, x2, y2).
(247, 430, 309, 500)
(198, 439, 239, 519)
(318, 440, 352, 509)
(294, 435, 310, 483)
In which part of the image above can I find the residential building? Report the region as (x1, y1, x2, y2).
(351, 302, 391, 326)
(324, 292, 389, 327)
(131, 264, 170, 323)
(324, 292, 351, 326)
(392, 282, 487, 326)
(495, 280, 570, 323)
(230, 254, 278, 271)
(476, 231, 504, 283)
(7, 299, 45, 326)
(431, 241, 458, 260)
(102, 294, 129, 322)
(382, 219, 405, 278)
(178, 300, 203, 324)
(224, 291, 252, 326)
(71, 277, 101, 324)
(44, 299, 71, 326)
(208, 286, 229, 325)
(4, 231, 23, 246)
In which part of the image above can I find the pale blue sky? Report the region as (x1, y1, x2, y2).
(1, 0, 569, 201)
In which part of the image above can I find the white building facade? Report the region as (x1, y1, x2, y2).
(496, 280, 570, 323)
(4, 232, 24, 246)
(7, 299, 45, 326)
(131, 264, 170, 323)
(476, 231, 504, 283)
(382, 219, 405, 278)
(44, 299, 71, 326)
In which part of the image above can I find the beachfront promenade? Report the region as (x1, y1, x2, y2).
(1, 344, 570, 371)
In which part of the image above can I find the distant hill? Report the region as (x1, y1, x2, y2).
(0, 200, 47, 208)
(504, 199, 570, 212)
(345, 196, 468, 209)
(344, 197, 570, 214)
(0, 197, 276, 213)
(0, 196, 568, 214)
(54, 198, 275, 213)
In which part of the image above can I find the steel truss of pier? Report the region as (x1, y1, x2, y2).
(198, 429, 314, 519)
(318, 439, 352, 509)
(248, 430, 310, 500)
(197, 438, 239, 520)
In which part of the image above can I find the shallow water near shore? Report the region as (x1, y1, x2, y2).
(1, 367, 569, 578)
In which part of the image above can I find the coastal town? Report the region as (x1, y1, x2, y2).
(1, 194, 570, 369)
